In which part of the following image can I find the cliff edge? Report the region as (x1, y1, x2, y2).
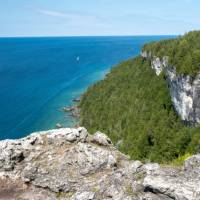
(141, 50, 200, 125)
(0, 127, 200, 200)
(142, 31, 200, 125)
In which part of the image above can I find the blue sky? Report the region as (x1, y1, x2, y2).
(0, 0, 199, 37)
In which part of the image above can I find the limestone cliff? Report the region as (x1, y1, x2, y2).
(0, 127, 200, 200)
(141, 51, 200, 125)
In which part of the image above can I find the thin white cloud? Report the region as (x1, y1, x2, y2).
(37, 9, 70, 18)
(35, 8, 110, 31)
(36, 9, 99, 24)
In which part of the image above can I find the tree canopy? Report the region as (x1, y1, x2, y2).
(80, 32, 200, 163)
(143, 31, 200, 76)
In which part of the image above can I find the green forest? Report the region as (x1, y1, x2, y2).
(80, 32, 200, 164)
(143, 31, 200, 76)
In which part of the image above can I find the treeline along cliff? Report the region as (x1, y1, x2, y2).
(80, 31, 200, 163)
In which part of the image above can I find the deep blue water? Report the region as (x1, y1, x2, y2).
(0, 36, 175, 139)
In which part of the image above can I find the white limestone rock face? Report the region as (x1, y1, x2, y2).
(141, 51, 168, 75)
(141, 51, 200, 125)
(141, 51, 152, 59)
(152, 57, 163, 75)
(166, 68, 194, 123)
(166, 67, 200, 124)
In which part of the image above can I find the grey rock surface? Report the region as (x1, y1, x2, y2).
(143, 164, 200, 200)
(0, 127, 200, 199)
(91, 131, 112, 146)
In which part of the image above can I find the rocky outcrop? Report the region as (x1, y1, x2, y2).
(0, 127, 200, 199)
(143, 155, 200, 200)
(141, 51, 200, 125)
(141, 51, 168, 76)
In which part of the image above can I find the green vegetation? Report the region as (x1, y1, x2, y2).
(80, 56, 200, 163)
(143, 31, 200, 76)
(171, 153, 192, 166)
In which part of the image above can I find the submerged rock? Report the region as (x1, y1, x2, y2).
(0, 127, 200, 199)
(55, 123, 62, 129)
(72, 98, 81, 102)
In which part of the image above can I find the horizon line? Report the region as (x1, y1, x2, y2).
(0, 34, 179, 39)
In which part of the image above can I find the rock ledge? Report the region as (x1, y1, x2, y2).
(0, 127, 199, 200)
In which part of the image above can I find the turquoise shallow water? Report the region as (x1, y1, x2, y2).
(0, 36, 175, 139)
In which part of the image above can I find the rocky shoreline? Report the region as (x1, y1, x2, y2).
(62, 104, 80, 119)
(0, 127, 200, 199)
(56, 98, 81, 129)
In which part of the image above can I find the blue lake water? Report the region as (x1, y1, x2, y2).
(0, 36, 175, 139)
